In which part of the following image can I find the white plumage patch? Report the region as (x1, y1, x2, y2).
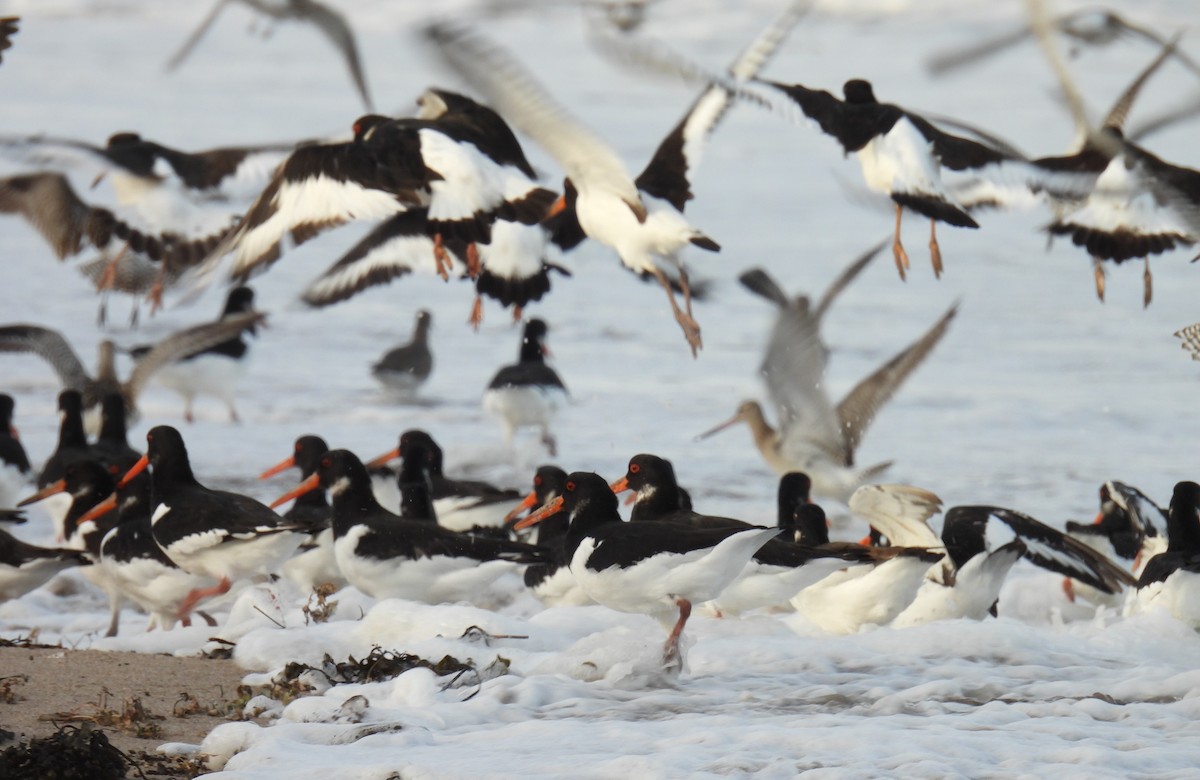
(478, 221, 547, 279)
(791, 555, 931, 634)
(483, 385, 567, 429)
(858, 117, 945, 199)
(151, 502, 171, 524)
(569, 527, 778, 620)
(1057, 155, 1194, 241)
(419, 130, 506, 222)
(230, 175, 409, 277)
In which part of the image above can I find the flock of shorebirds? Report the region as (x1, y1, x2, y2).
(2, 2, 1200, 670)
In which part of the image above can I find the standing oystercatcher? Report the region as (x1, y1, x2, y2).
(505, 465, 591, 607)
(483, 319, 568, 456)
(258, 434, 344, 590)
(120, 425, 305, 620)
(515, 471, 779, 668)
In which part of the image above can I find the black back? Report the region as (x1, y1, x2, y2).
(0, 394, 31, 474)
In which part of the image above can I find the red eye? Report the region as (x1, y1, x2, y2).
(295, 442, 302, 452)
(322, 456, 332, 468)
(352, 121, 362, 135)
(566, 481, 576, 492)
(534, 476, 542, 486)
(629, 463, 640, 474)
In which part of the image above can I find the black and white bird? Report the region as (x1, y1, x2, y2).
(370, 309, 433, 397)
(74, 464, 218, 632)
(698, 245, 957, 502)
(505, 464, 592, 607)
(271, 448, 548, 605)
(1062, 480, 1166, 606)
(515, 471, 780, 669)
(167, 0, 374, 111)
(258, 434, 344, 591)
(0, 394, 31, 509)
(130, 285, 260, 423)
(198, 108, 556, 294)
(611, 454, 872, 616)
(427, 5, 806, 354)
(1130, 481, 1200, 627)
(790, 485, 945, 633)
(851, 484, 1136, 624)
(365, 429, 522, 532)
(120, 425, 305, 621)
(483, 318, 569, 455)
(31, 391, 94, 537)
(756, 77, 1016, 278)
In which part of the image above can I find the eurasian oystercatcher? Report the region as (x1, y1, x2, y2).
(271, 448, 548, 605)
(426, 5, 805, 354)
(789, 486, 944, 633)
(1130, 481, 1200, 627)
(121, 425, 305, 621)
(482, 319, 568, 456)
(370, 309, 433, 397)
(0, 394, 31, 509)
(365, 429, 522, 533)
(515, 471, 779, 668)
(505, 465, 591, 606)
(258, 434, 344, 590)
(612, 454, 871, 615)
(756, 77, 1017, 279)
(74, 465, 218, 632)
(697, 246, 957, 501)
(31, 391, 93, 536)
(167, 0, 374, 111)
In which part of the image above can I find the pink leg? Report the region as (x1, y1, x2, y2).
(177, 577, 231, 620)
(662, 597, 692, 667)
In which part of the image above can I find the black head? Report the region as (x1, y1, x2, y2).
(843, 79, 877, 104)
(223, 285, 255, 317)
(352, 114, 391, 141)
(623, 453, 678, 495)
(790, 503, 829, 546)
(560, 471, 621, 526)
(314, 448, 371, 494)
(0, 394, 13, 426)
(58, 389, 83, 416)
(104, 132, 158, 177)
(533, 465, 568, 504)
(777, 472, 812, 524)
(519, 318, 550, 361)
(1168, 481, 1200, 553)
(99, 392, 127, 434)
(294, 435, 330, 476)
(63, 459, 115, 498)
(398, 429, 444, 474)
(145, 425, 195, 483)
(414, 309, 432, 333)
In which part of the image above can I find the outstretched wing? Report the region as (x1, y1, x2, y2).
(425, 22, 644, 217)
(848, 484, 944, 548)
(634, 1, 809, 211)
(0, 324, 91, 392)
(0, 173, 95, 259)
(1106, 480, 1169, 540)
(950, 505, 1137, 594)
(125, 311, 266, 400)
(837, 302, 958, 459)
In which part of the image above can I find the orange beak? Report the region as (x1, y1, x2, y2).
(118, 454, 149, 489)
(259, 454, 297, 480)
(503, 490, 540, 525)
(609, 476, 629, 494)
(365, 448, 400, 469)
(544, 194, 567, 220)
(513, 495, 564, 531)
(270, 473, 321, 509)
(17, 478, 67, 507)
(76, 493, 119, 526)
(858, 533, 873, 547)
(1092, 509, 1105, 525)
